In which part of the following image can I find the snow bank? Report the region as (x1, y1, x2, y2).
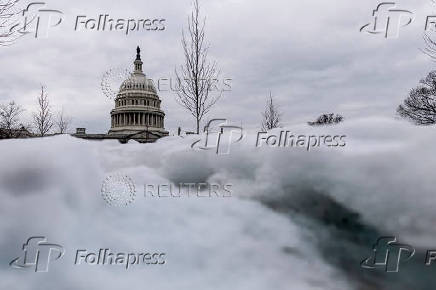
(1, 116, 434, 289)
(0, 133, 350, 289)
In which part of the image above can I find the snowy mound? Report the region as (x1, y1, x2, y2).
(1, 116, 435, 289)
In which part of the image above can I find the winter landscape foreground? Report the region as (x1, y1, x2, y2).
(1, 117, 436, 290)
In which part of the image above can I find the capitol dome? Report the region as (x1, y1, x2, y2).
(107, 46, 168, 143)
(119, 72, 157, 94)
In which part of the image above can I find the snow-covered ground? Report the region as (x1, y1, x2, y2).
(1, 117, 436, 289)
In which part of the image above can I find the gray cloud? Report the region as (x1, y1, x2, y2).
(0, 0, 435, 132)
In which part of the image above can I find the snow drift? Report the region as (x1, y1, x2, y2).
(1, 116, 435, 289)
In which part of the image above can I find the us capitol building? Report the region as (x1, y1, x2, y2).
(73, 47, 169, 143)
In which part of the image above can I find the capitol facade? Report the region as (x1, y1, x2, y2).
(108, 46, 168, 142)
(73, 47, 168, 143)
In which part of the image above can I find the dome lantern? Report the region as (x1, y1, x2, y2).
(134, 46, 143, 73)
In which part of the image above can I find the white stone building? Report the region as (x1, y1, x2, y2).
(73, 47, 169, 143)
(107, 46, 168, 142)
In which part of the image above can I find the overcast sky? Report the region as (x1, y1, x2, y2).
(0, 0, 435, 133)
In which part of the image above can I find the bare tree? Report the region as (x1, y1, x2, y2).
(420, 33, 436, 61)
(175, 0, 221, 134)
(308, 113, 344, 126)
(0, 100, 24, 137)
(0, 0, 23, 46)
(420, 0, 436, 60)
(33, 86, 53, 136)
(397, 71, 436, 125)
(261, 92, 281, 131)
(56, 108, 71, 134)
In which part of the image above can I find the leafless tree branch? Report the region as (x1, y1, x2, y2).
(0, 100, 24, 137)
(261, 92, 281, 131)
(33, 85, 53, 136)
(397, 71, 436, 125)
(0, 0, 24, 46)
(56, 108, 71, 134)
(175, 0, 221, 134)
